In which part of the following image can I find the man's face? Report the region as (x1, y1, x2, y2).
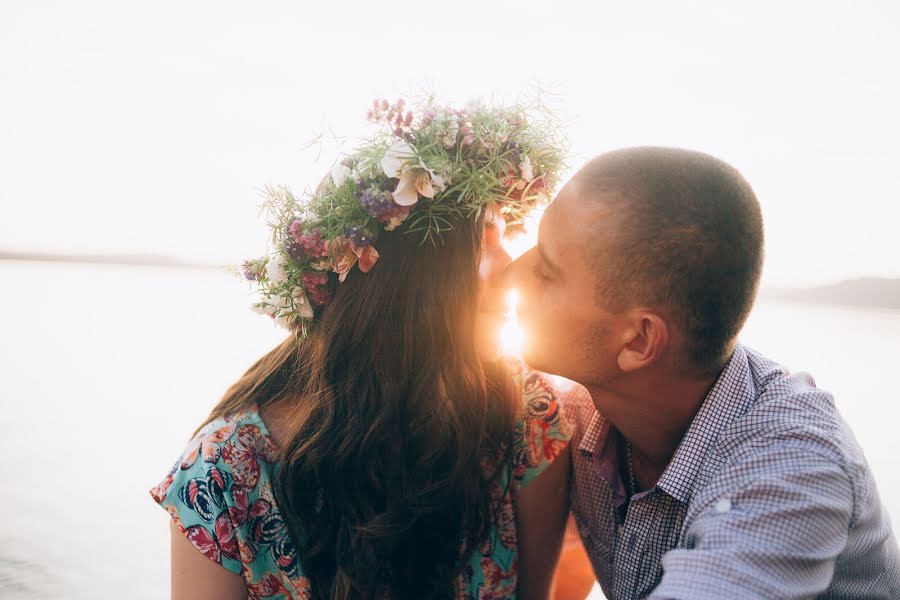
(508, 178, 626, 384)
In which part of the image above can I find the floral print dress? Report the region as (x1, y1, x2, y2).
(150, 362, 571, 599)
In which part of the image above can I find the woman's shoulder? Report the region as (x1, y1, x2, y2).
(505, 359, 578, 487)
(505, 359, 577, 432)
(157, 407, 275, 480)
(151, 405, 280, 502)
(149, 405, 285, 576)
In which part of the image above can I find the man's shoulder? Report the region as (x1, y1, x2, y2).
(718, 347, 849, 461)
(699, 347, 870, 510)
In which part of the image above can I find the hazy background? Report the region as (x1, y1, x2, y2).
(1, 1, 899, 599)
(2, 0, 899, 287)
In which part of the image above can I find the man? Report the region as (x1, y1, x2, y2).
(509, 147, 900, 599)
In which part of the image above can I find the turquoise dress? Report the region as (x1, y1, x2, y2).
(151, 362, 571, 599)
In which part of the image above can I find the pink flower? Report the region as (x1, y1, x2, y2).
(329, 237, 359, 283)
(458, 121, 476, 146)
(302, 272, 328, 288)
(326, 237, 380, 282)
(354, 243, 379, 273)
(290, 223, 329, 258)
(302, 272, 332, 306)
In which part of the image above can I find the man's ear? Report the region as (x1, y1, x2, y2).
(616, 311, 669, 372)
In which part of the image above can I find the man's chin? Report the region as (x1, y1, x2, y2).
(521, 346, 559, 377)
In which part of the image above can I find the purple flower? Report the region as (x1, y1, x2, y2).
(242, 261, 258, 281)
(285, 242, 305, 262)
(345, 226, 371, 247)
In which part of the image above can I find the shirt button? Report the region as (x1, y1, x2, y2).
(715, 498, 732, 513)
(627, 534, 637, 552)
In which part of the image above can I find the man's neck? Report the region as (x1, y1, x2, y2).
(584, 371, 718, 488)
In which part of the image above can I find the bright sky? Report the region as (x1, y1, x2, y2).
(1, 0, 898, 287)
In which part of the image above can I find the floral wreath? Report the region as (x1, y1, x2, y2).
(241, 96, 566, 337)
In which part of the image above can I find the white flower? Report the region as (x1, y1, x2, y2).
(520, 155, 534, 182)
(380, 142, 417, 179)
(265, 252, 288, 285)
(255, 287, 314, 329)
(331, 162, 350, 187)
(392, 167, 445, 205)
(273, 313, 293, 330)
(380, 141, 445, 206)
(389, 172, 418, 206)
(290, 287, 314, 319)
(251, 302, 277, 317)
(426, 169, 446, 196)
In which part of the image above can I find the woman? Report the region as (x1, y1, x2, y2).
(150, 98, 572, 599)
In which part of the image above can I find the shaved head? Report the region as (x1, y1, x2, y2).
(574, 147, 764, 371)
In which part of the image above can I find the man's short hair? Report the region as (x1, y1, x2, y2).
(576, 147, 764, 371)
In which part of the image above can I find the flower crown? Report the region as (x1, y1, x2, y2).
(242, 96, 566, 336)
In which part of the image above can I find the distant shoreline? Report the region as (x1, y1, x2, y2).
(759, 293, 900, 313)
(764, 278, 900, 311)
(3, 252, 898, 311)
(0, 250, 225, 271)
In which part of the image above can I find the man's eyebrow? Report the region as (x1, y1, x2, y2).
(537, 242, 561, 274)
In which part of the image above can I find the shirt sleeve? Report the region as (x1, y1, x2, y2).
(149, 437, 245, 577)
(510, 362, 574, 488)
(651, 436, 854, 600)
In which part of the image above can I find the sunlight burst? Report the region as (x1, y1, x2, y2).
(498, 289, 525, 358)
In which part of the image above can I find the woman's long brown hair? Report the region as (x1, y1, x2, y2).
(199, 213, 517, 598)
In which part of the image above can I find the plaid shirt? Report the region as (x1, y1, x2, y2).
(565, 344, 900, 599)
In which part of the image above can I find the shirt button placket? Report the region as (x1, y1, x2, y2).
(621, 497, 651, 599)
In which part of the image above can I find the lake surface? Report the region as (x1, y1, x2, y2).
(1, 260, 898, 599)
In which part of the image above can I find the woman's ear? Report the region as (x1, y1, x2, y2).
(616, 311, 668, 372)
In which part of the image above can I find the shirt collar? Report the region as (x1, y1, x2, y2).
(655, 343, 757, 503)
(575, 344, 758, 505)
(578, 410, 607, 456)
(577, 410, 630, 514)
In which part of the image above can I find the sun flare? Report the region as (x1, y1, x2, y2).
(496, 221, 540, 359)
(498, 289, 525, 358)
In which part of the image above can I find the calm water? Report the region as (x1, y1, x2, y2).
(1, 261, 898, 599)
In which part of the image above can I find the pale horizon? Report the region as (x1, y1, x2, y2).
(2, 1, 899, 288)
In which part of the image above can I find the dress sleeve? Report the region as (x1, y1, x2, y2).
(509, 361, 574, 488)
(149, 428, 245, 577)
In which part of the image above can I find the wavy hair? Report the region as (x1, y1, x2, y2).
(199, 213, 516, 598)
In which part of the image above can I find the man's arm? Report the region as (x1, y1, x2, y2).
(650, 436, 854, 600)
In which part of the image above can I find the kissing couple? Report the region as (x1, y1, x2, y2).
(151, 97, 899, 599)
